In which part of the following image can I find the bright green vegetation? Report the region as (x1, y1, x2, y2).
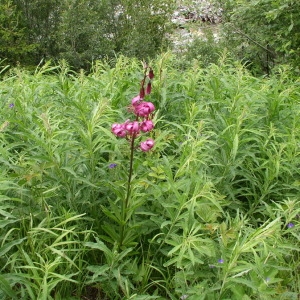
(1, 54, 300, 299)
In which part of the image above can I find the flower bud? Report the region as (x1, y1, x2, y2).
(140, 138, 155, 152)
(139, 87, 145, 99)
(134, 101, 155, 118)
(131, 95, 141, 106)
(140, 120, 154, 132)
(148, 68, 154, 80)
(146, 82, 152, 95)
(125, 121, 140, 136)
(111, 123, 126, 138)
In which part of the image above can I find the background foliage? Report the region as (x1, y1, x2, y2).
(2, 0, 300, 73)
(1, 54, 300, 299)
(0, 0, 174, 68)
(220, 0, 300, 74)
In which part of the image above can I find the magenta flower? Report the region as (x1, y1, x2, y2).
(131, 95, 141, 106)
(125, 121, 140, 136)
(140, 139, 155, 152)
(134, 102, 155, 118)
(140, 120, 154, 132)
(111, 123, 127, 138)
(112, 66, 155, 154)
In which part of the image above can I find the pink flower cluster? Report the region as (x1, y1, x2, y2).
(111, 67, 155, 152)
(111, 119, 154, 138)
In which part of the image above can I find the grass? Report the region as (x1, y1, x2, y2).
(0, 53, 300, 299)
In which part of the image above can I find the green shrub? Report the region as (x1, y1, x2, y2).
(221, 0, 300, 74)
(1, 54, 300, 298)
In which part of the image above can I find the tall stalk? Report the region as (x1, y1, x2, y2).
(119, 135, 135, 248)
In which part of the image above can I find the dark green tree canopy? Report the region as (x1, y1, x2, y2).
(221, 0, 300, 73)
(1, 0, 175, 68)
(0, 0, 36, 64)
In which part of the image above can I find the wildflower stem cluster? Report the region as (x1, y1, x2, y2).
(111, 65, 155, 248)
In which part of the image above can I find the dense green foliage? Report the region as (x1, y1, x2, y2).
(0, 1, 37, 64)
(1, 1, 299, 298)
(1, 54, 300, 299)
(221, 0, 300, 74)
(0, 0, 174, 68)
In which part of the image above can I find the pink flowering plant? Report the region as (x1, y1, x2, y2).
(108, 64, 155, 248)
(111, 67, 155, 148)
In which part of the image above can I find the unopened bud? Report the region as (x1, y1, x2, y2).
(139, 87, 145, 99)
(148, 68, 154, 80)
(140, 138, 155, 152)
(146, 82, 152, 95)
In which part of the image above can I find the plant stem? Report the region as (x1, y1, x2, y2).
(119, 135, 135, 249)
(126, 136, 135, 209)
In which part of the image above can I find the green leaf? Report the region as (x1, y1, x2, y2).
(86, 264, 110, 279)
(0, 237, 26, 256)
(84, 238, 111, 254)
(227, 277, 258, 291)
(0, 274, 18, 299)
(231, 133, 239, 160)
(0, 219, 17, 228)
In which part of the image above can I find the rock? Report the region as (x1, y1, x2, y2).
(170, 0, 223, 52)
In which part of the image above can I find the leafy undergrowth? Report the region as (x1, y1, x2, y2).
(1, 54, 300, 299)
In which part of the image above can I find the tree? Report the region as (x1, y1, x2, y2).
(109, 0, 174, 59)
(221, 0, 300, 74)
(1, 0, 175, 68)
(56, 0, 115, 69)
(14, 0, 62, 63)
(57, 0, 175, 68)
(0, 0, 36, 65)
